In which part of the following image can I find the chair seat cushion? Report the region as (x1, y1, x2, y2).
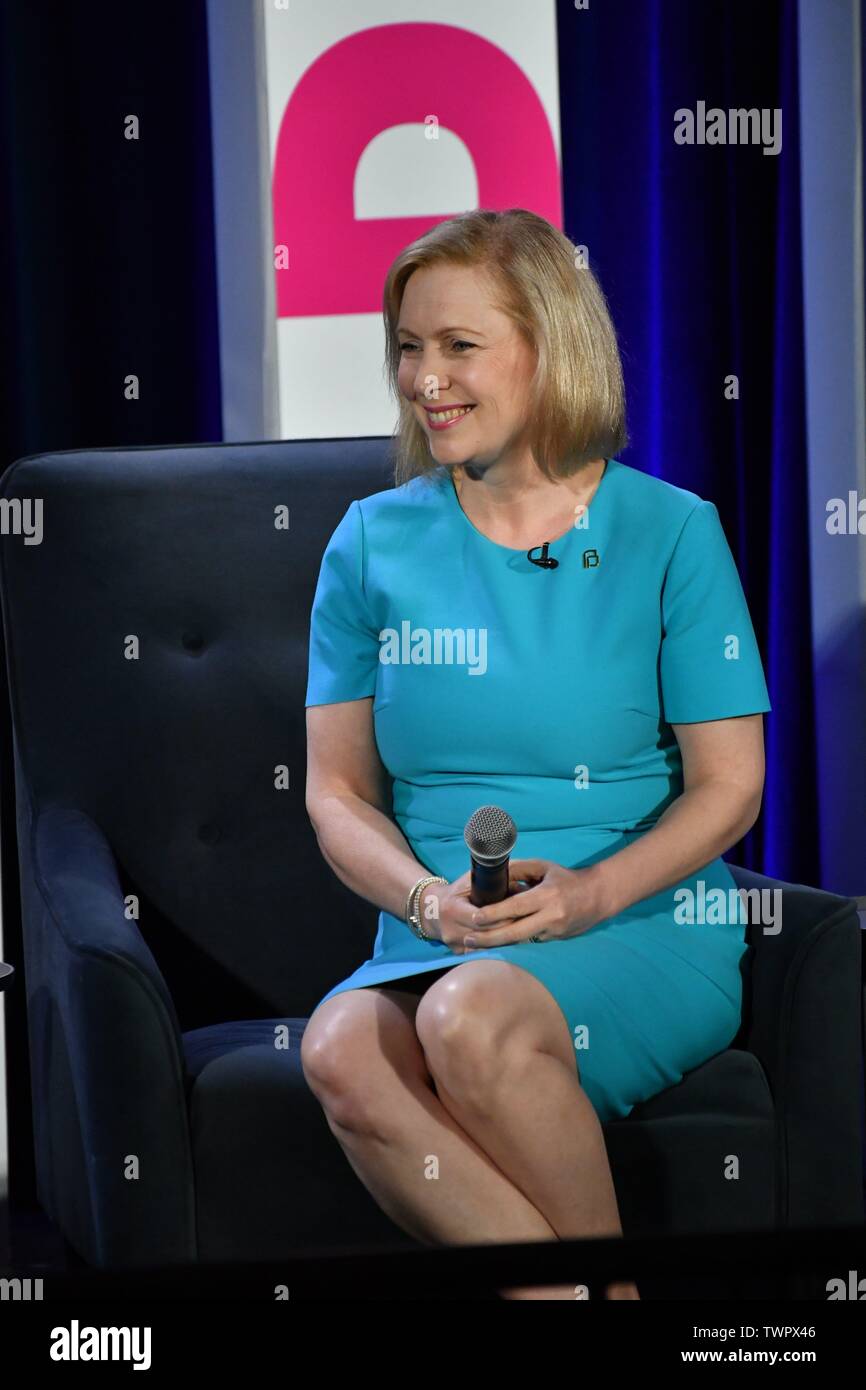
(605, 1048, 776, 1235)
(183, 1021, 776, 1257)
(627, 1046, 773, 1121)
(182, 1018, 418, 1261)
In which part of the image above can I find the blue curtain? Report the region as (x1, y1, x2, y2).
(557, 0, 815, 884)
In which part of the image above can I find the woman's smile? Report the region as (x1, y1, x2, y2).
(423, 404, 477, 431)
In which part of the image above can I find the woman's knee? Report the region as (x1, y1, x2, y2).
(415, 960, 579, 1092)
(301, 989, 430, 1127)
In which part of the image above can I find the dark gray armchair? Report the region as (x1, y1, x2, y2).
(0, 440, 862, 1268)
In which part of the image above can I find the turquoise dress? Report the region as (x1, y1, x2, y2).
(304, 457, 772, 1123)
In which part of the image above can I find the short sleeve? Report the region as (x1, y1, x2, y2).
(660, 500, 771, 724)
(304, 500, 380, 707)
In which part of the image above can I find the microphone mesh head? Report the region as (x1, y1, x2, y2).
(464, 805, 517, 863)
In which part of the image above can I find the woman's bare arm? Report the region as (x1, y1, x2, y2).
(591, 712, 766, 919)
(305, 699, 435, 922)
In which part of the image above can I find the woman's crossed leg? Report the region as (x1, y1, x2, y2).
(300, 960, 639, 1300)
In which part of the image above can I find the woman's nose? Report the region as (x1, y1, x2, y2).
(414, 353, 448, 399)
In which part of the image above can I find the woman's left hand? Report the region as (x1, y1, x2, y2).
(463, 859, 610, 948)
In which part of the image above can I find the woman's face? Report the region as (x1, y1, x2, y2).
(396, 263, 537, 476)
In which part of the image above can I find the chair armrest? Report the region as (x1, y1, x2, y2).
(19, 804, 196, 1265)
(728, 863, 864, 1225)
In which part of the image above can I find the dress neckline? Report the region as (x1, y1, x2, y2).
(444, 458, 615, 554)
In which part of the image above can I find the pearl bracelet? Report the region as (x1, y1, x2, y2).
(406, 874, 448, 941)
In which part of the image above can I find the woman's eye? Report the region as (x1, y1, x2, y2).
(398, 340, 475, 353)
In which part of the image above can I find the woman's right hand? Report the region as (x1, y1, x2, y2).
(416, 871, 527, 954)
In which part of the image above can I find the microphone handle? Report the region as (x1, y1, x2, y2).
(470, 855, 510, 907)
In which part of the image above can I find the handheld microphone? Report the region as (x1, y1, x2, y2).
(527, 540, 558, 569)
(464, 805, 518, 907)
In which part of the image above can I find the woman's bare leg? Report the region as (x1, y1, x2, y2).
(413, 961, 640, 1301)
(302, 973, 637, 1300)
(302, 985, 562, 1249)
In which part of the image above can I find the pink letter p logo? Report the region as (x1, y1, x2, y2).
(272, 22, 562, 317)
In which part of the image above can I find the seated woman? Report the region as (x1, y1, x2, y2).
(300, 208, 770, 1301)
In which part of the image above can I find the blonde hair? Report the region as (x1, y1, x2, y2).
(382, 208, 628, 487)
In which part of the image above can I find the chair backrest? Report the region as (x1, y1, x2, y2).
(0, 439, 396, 1026)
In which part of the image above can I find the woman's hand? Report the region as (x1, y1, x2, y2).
(461, 859, 611, 948)
(416, 871, 529, 954)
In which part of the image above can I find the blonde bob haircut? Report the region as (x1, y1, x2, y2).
(382, 208, 628, 488)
